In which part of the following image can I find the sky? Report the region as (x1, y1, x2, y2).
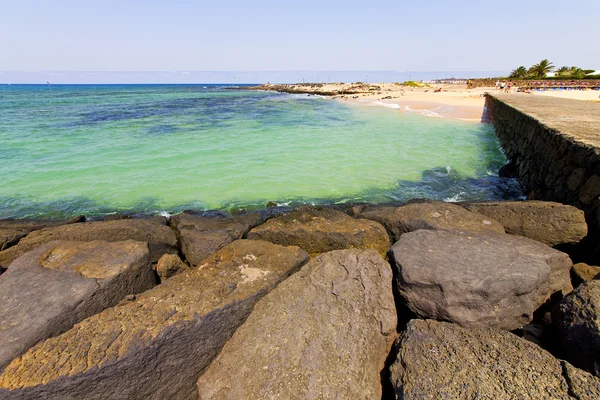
(0, 0, 598, 83)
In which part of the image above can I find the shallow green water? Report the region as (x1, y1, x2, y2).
(0, 84, 521, 219)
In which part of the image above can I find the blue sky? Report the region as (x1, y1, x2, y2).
(0, 0, 598, 83)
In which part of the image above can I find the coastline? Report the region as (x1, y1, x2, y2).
(252, 82, 600, 122)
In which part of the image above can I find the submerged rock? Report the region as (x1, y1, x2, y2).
(0, 240, 153, 371)
(390, 319, 599, 399)
(357, 201, 504, 242)
(197, 249, 397, 399)
(461, 200, 587, 246)
(391, 230, 572, 330)
(0, 240, 308, 400)
(247, 207, 391, 256)
(0, 219, 178, 268)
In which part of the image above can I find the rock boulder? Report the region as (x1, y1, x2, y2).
(553, 280, 600, 376)
(571, 262, 600, 286)
(391, 230, 572, 330)
(0, 219, 178, 268)
(247, 207, 391, 256)
(172, 212, 264, 267)
(0, 240, 308, 400)
(358, 202, 504, 242)
(460, 201, 587, 246)
(156, 253, 189, 281)
(0, 240, 153, 371)
(197, 249, 397, 399)
(390, 319, 600, 399)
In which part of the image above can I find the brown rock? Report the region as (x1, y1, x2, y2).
(358, 201, 504, 242)
(156, 253, 189, 281)
(0, 220, 66, 251)
(461, 200, 587, 246)
(390, 319, 587, 399)
(247, 207, 391, 256)
(553, 280, 600, 376)
(572, 262, 600, 286)
(0, 219, 178, 268)
(562, 361, 600, 399)
(103, 214, 132, 221)
(391, 230, 573, 330)
(580, 175, 600, 204)
(197, 249, 397, 399)
(0, 240, 153, 371)
(173, 213, 264, 267)
(0, 240, 308, 400)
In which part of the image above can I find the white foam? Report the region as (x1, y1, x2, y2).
(444, 192, 465, 202)
(372, 101, 401, 109)
(446, 166, 452, 174)
(160, 211, 171, 217)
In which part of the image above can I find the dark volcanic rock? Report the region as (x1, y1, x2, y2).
(358, 202, 504, 242)
(156, 253, 189, 281)
(197, 249, 396, 399)
(554, 280, 600, 376)
(0, 219, 178, 267)
(0, 240, 153, 371)
(461, 200, 587, 246)
(172, 213, 264, 267)
(247, 207, 391, 256)
(390, 319, 595, 399)
(391, 230, 573, 330)
(0, 240, 308, 400)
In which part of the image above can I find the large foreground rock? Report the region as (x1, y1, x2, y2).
(391, 230, 572, 330)
(247, 207, 391, 256)
(461, 200, 587, 246)
(390, 319, 600, 399)
(358, 202, 504, 242)
(0, 240, 153, 371)
(0, 240, 308, 400)
(172, 212, 263, 267)
(0, 219, 178, 267)
(553, 280, 600, 376)
(197, 249, 397, 399)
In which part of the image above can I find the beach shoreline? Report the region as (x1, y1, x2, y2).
(251, 82, 600, 122)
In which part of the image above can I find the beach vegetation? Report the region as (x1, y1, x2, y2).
(509, 66, 528, 79)
(528, 59, 555, 78)
(401, 80, 429, 87)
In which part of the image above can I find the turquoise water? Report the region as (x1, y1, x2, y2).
(0, 84, 521, 219)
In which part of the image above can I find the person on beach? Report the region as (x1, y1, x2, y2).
(500, 81, 506, 91)
(506, 81, 513, 93)
(495, 80, 500, 90)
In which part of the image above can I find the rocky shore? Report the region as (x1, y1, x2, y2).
(1, 199, 600, 399)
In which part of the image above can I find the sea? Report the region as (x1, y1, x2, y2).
(0, 84, 523, 219)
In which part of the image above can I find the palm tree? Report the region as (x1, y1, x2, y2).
(556, 66, 570, 76)
(528, 59, 555, 78)
(569, 67, 585, 79)
(509, 66, 528, 78)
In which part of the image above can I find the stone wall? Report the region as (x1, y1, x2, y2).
(485, 94, 600, 238)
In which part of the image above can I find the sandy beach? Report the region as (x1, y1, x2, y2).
(256, 82, 600, 122)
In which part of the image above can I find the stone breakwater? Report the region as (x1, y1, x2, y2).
(485, 94, 600, 253)
(1, 200, 600, 399)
